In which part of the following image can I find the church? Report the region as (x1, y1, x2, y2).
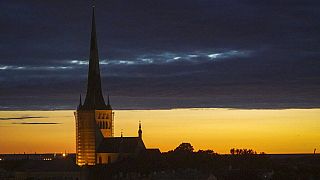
(74, 3, 146, 166)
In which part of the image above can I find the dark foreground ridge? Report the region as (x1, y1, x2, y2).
(1, 144, 320, 180)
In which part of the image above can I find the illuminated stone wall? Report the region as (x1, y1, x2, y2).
(74, 111, 96, 166)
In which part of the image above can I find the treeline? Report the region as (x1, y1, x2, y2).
(88, 143, 320, 179)
(170, 142, 265, 155)
(230, 148, 266, 155)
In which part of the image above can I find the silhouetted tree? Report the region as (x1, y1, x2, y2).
(174, 143, 194, 153)
(235, 149, 240, 155)
(239, 149, 243, 155)
(198, 149, 215, 155)
(230, 148, 235, 155)
(230, 148, 258, 155)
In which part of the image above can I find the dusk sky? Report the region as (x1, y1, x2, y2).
(0, 0, 319, 110)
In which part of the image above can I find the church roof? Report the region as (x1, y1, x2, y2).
(97, 137, 146, 153)
(81, 6, 111, 110)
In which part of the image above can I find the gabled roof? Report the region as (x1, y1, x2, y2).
(97, 137, 146, 153)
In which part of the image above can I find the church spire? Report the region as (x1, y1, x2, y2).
(82, 1, 107, 110)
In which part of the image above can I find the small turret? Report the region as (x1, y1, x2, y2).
(138, 121, 142, 138)
(77, 94, 82, 110)
(106, 95, 112, 110)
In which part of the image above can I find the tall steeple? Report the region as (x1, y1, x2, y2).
(82, 1, 108, 110)
(75, 1, 115, 166)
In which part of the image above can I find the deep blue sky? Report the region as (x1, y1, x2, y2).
(0, 0, 319, 110)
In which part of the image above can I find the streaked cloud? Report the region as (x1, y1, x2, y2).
(70, 60, 88, 65)
(0, 66, 26, 70)
(0, 116, 48, 120)
(207, 50, 251, 60)
(66, 50, 252, 66)
(0, 65, 73, 71)
(12, 122, 61, 125)
(208, 53, 222, 59)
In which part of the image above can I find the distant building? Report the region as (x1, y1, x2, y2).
(14, 159, 85, 180)
(0, 153, 67, 161)
(74, 4, 146, 166)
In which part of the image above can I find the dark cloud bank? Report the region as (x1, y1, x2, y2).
(0, 0, 319, 110)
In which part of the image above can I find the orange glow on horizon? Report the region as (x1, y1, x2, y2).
(0, 108, 319, 154)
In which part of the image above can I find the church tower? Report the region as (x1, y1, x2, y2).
(74, 2, 114, 166)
